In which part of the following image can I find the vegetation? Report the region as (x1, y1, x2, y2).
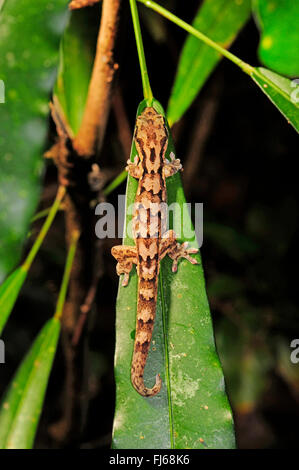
(0, 0, 298, 449)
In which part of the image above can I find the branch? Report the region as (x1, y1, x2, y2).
(69, 0, 100, 10)
(73, 0, 122, 157)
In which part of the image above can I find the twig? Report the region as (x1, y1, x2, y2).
(73, 0, 122, 157)
(69, 0, 100, 10)
(72, 239, 105, 347)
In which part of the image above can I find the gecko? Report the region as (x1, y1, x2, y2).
(111, 107, 198, 397)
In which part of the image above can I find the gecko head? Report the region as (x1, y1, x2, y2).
(137, 107, 162, 127)
(136, 107, 168, 142)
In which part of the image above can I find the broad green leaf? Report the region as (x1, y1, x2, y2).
(0, 318, 60, 449)
(0, 0, 69, 282)
(112, 100, 235, 449)
(253, 0, 299, 77)
(54, 6, 99, 135)
(167, 0, 251, 125)
(0, 266, 27, 336)
(251, 67, 299, 132)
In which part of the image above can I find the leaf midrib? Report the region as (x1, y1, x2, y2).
(159, 268, 174, 448)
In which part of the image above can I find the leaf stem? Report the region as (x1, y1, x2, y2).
(55, 230, 80, 320)
(103, 170, 128, 196)
(22, 186, 66, 272)
(31, 205, 64, 223)
(129, 0, 153, 102)
(138, 0, 254, 76)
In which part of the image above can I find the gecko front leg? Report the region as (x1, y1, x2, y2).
(111, 245, 137, 286)
(164, 152, 182, 178)
(126, 155, 142, 179)
(160, 230, 199, 272)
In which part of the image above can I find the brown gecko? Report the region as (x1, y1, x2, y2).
(111, 107, 198, 397)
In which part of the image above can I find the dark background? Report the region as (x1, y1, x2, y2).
(1, 1, 298, 449)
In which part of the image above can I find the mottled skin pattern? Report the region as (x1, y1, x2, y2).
(112, 107, 198, 397)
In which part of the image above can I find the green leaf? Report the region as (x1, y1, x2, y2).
(54, 6, 99, 135)
(253, 0, 299, 77)
(139, 0, 298, 132)
(167, 0, 251, 125)
(251, 67, 299, 132)
(0, 318, 60, 449)
(112, 100, 235, 449)
(0, 186, 65, 335)
(0, 0, 69, 282)
(0, 267, 27, 336)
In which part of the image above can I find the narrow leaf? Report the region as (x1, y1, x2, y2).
(253, 0, 299, 77)
(54, 7, 99, 135)
(251, 67, 299, 132)
(0, 267, 27, 336)
(0, 318, 60, 449)
(139, 0, 299, 133)
(0, 186, 65, 335)
(0, 0, 69, 282)
(0, 225, 77, 449)
(112, 100, 235, 449)
(167, 0, 251, 125)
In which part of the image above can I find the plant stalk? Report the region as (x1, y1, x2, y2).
(23, 186, 66, 271)
(138, 0, 254, 76)
(129, 0, 153, 102)
(55, 230, 80, 320)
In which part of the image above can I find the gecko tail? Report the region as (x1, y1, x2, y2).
(131, 371, 162, 397)
(132, 277, 161, 397)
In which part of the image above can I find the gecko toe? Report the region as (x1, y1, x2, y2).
(187, 248, 199, 254)
(122, 273, 129, 287)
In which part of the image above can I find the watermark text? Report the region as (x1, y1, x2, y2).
(95, 196, 203, 247)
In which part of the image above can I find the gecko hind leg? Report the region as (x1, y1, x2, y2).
(111, 245, 137, 286)
(160, 230, 199, 272)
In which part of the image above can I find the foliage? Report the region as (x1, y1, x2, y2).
(253, 0, 299, 77)
(167, 0, 252, 125)
(0, 0, 69, 282)
(0, 0, 297, 449)
(0, 318, 60, 449)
